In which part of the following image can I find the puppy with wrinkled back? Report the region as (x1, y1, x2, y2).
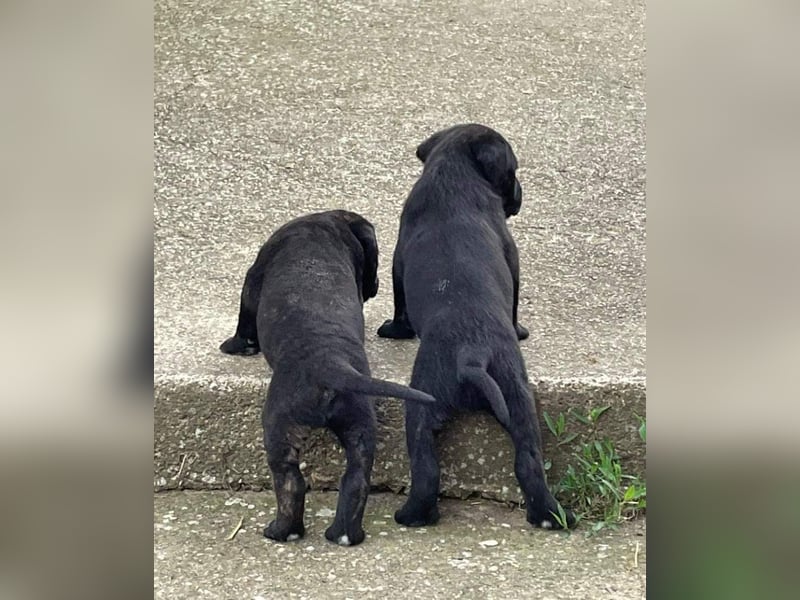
(221, 210, 435, 546)
(378, 124, 576, 530)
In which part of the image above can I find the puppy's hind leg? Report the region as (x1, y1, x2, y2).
(395, 401, 442, 527)
(499, 374, 576, 529)
(220, 264, 262, 355)
(324, 399, 376, 546)
(263, 399, 308, 541)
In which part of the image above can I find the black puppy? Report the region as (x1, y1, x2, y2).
(377, 124, 576, 529)
(221, 210, 436, 546)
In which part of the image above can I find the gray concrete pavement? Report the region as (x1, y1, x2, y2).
(155, 0, 645, 383)
(154, 0, 645, 497)
(154, 491, 646, 599)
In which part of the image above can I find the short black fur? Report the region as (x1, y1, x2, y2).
(378, 124, 576, 530)
(221, 210, 435, 546)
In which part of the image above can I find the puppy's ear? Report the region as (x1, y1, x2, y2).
(472, 138, 522, 217)
(346, 216, 380, 301)
(416, 129, 447, 163)
(508, 178, 522, 217)
(471, 137, 510, 190)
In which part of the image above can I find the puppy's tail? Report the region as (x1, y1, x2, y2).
(457, 346, 511, 428)
(328, 365, 437, 405)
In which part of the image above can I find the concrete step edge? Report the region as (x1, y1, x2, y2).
(154, 372, 646, 502)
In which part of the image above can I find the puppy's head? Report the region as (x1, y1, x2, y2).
(416, 124, 523, 217)
(337, 211, 379, 302)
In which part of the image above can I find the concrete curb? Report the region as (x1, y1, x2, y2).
(154, 373, 645, 503)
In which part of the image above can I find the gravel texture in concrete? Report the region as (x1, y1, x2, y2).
(154, 491, 646, 600)
(154, 375, 645, 501)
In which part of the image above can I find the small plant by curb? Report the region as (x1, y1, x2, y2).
(543, 407, 646, 535)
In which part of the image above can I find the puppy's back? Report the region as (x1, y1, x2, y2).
(256, 216, 365, 358)
(253, 213, 436, 406)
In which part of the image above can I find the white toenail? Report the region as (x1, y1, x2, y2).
(337, 535, 351, 546)
(540, 520, 553, 529)
(287, 533, 300, 541)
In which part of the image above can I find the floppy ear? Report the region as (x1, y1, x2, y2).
(472, 138, 510, 191)
(346, 217, 380, 301)
(472, 138, 522, 217)
(416, 129, 448, 163)
(507, 178, 522, 217)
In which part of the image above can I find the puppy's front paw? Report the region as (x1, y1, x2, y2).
(263, 520, 304, 542)
(515, 323, 530, 341)
(394, 502, 440, 527)
(220, 335, 260, 356)
(377, 319, 416, 339)
(324, 523, 365, 547)
(527, 499, 577, 530)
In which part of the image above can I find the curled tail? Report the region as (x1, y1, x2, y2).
(457, 346, 510, 428)
(327, 364, 436, 404)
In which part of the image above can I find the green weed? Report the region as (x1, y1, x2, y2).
(543, 408, 646, 534)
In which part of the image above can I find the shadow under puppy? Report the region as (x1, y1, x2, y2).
(221, 210, 435, 546)
(378, 124, 576, 530)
